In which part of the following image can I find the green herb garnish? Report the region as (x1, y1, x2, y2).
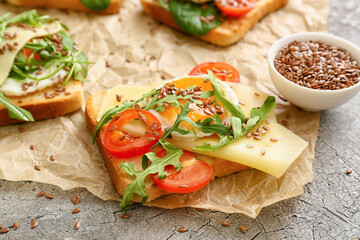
(80, 0, 112, 11)
(0, 92, 34, 122)
(120, 139, 183, 212)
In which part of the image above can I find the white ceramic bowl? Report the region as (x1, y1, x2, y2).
(268, 32, 360, 111)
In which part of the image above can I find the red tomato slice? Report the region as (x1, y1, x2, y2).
(215, 0, 256, 18)
(151, 149, 213, 193)
(103, 109, 162, 159)
(189, 62, 241, 83)
(20, 48, 42, 61)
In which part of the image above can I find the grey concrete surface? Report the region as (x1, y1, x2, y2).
(1, 0, 360, 239)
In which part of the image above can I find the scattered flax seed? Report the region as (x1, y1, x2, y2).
(64, 92, 71, 96)
(37, 191, 46, 197)
(74, 221, 80, 230)
(254, 136, 261, 141)
(221, 221, 230, 227)
(266, 118, 270, 124)
(119, 135, 126, 141)
(109, 126, 117, 132)
(105, 61, 111, 68)
(246, 144, 254, 149)
(125, 59, 131, 63)
(0, 225, 3, 229)
(71, 195, 81, 205)
(239, 101, 245, 105)
(246, 132, 252, 138)
(252, 132, 260, 136)
(346, 168, 353, 175)
(18, 127, 25, 132)
(254, 92, 260, 96)
(31, 221, 38, 229)
(121, 214, 131, 219)
(256, 127, 262, 133)
(161, 75, 166, 80)
(116, 94, 123, 102)
(13, 222, 19, 230)
(270, 138, 279, 142)
(31, 219, 36, 224)
(261, 149, 266, 155)
(146, 137, 156, 141)
(72, 208, 81, 214)
(282, 120, 288, 126)
(240, 225, 247, 233)
(30, 145, 35, 150)
(177, 227, 188, 233)
(0, 228, 9, 234)
(50, 155, 55, 161)
(263, 126, 270, 131)
(34, 165, 41, 171)
(45, 194, 54, 199)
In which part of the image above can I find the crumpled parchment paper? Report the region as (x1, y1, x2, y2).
(0, 0, 328, 218)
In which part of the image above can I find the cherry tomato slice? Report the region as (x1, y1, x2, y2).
(215, 0, 256, 18)
(103, 109, 162, 159)
(20, 48, 42, 61)
(151, 149, 213, 193)
(189, 62, 241, 83)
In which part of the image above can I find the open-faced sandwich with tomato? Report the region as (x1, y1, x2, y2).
(141, 0, 289, 46)
(85, 62, 308, 211)
(6, 0, 123, 15)
(0, 10, 90, 126)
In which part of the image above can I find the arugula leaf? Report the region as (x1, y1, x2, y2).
(0, 92, 34, 122)
(207, 71, 246, 121)
(80, 0, 112, 11)
(119, 140, 183, 212)
(0, 10, 56, 43)
(168, 0, 225, 36)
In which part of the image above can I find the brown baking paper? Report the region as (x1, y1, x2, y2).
(0, 0, 328, 218)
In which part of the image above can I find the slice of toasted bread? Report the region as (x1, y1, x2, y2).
(85, 89, 250, 203)
(6, 0, 124, 14)
(0, 80, 84, 126)
(141, 0, 288, 46)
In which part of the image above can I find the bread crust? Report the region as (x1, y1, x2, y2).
(85, 90, 250, 203)
(141, 0, 289, 46)
(6, 0, 124, 14)
(0, 80, 84, 126)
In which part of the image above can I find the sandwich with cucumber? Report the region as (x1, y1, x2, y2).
(0, 10, 90, 126)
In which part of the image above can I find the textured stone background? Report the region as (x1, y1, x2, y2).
(1, 0, 360, 239)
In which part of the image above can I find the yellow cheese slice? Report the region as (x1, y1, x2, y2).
(98, 81, 307, 178)
(0, 21, 63, 86)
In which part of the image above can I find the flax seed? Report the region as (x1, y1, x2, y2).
(146, 137, 156, 141)
(37, 191, 46, 197)
(270, 138, 279, 142)
(254, 136, 261, 140)
(246, 132, 252, 138)
(18, 127, 25, 132)
(121, 214, 131, 219)
(263, 126, 270, 131)
(109, 126, 117, 132)
(246, 144, 254, 148)
(282, 120, 288, 126)
(45, 194, 54, 199)
(254, 92, 260, 96)
(31, 221, 38, 229)
(261, 149, 266, 155)
(240, 225, 247, 233)
(50, 155, 55, 161)
(346, 168, 353, 175)
(0, 228, 9, 234)
(256, 127, 262, 133)
(72, 208, 80, 214)
(113, 115, 120, 121)
(116, 94, 123, 102)
(74, 221, 80, 230)
(221, 221, 230, 227)
(239, 101, 245, 105)
(34, 165, 41, 171)
(252, 132, 260, 136)
(135, 104, 141, 112)
(177, 227, 188, 233)
(13, 222, 19, 230)
(30, 145, 35, 150)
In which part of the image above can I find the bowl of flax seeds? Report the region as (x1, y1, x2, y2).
(268, 32, 360, 111)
